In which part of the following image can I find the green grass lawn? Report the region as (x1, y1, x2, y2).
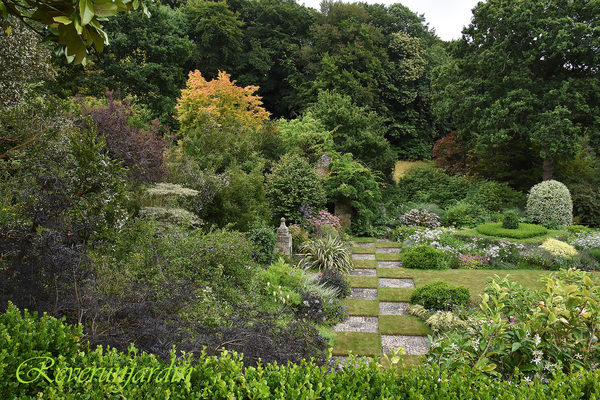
(353, 260, 377, 269)
(347, 276, 379, 288)
(332, 332, 381, 356)
(353, 246, 376, 254)
(379, 315, 430, 335)
(376, 253, 403, 261)
(353, 237, 377, 243)
(378, 287, 413, 302)
(380, 269, 548, 297)
(345, 299, 380, 316)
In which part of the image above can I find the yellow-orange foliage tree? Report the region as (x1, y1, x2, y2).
(176, 70, 270, 168)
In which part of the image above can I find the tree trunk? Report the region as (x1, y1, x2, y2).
(542, 157, 554, 181)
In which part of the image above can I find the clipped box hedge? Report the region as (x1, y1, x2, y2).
(3, 303, 600, 399)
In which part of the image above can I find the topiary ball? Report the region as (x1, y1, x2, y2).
(526, 180, 573, 227)
(502, 210, 520, 229)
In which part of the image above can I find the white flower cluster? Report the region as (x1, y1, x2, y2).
(568, 231, 600, 250)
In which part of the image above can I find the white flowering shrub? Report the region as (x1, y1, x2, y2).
(400, 209, 441, 228)
(569, 231, 600, 250)
(526, 180, 573, 227)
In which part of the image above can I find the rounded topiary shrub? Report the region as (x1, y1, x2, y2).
(502, 210, 520, 229)
(526, 180, 573, 227)
(409, 281, 470, 311)
(401, 245, 444, 269)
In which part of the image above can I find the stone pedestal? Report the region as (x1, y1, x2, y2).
(275, 217, 292, 256)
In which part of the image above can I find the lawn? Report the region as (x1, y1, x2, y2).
(379, 268, 548, 297)
(332, 332, 382, 356)
(379, 315, 430, 335)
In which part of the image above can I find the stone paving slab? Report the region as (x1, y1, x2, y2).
(375, 247, 402, 253)
(381, 335, 429, 355)
(349, 268, 377, 276)
(379, 301, 409, 315)
(375, 238, 389, 242)
(354, 242, 376, 247)
(349, 288, 378, 300)
(332, 316, 379, 333)
(352, 254, 376, 260)
(378, 278, 415, 288)
(377, 261, 403, 268)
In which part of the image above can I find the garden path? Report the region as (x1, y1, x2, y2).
(331, 239, 430, 361)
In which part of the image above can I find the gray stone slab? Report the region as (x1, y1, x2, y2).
(352, 254, 376, 260)
(381, 335, 429, 355)
(349, 268, 377, 276)
(377, 261, 403, 268)
(376, 238, 390, 242)
(332, 316, 379, 333)
(354, 242, 376, 247)
(378, 278, 415, 288)
(375, 247, 402, 253)
(349, 288, 378, 300)
(379, 302, 409, 315)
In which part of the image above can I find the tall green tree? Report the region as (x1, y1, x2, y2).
(434, 0, 600, 180)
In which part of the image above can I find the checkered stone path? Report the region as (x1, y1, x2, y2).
(375, 247, 402, 253)
(377, 261, 403, 268)
(378, 278, 415, 288)
(352, 253, 376, 260)
(349, 288, 378, 300)
(379, 302, 409, 315)
(332, 240, 429, 357)
(332, 316, 379, 333)
(349, 268, 377, 276)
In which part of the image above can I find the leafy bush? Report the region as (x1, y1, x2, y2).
(324, 152, 382, 235)
(299, 235, 354, 274)
(466, 180, 525, 213)
(266, 153, 326, 224)
(502, 210, 520, 229)
(84, 92, 167, 186)
(526, 180, 573, 227)
(391, 225, 426, 243)
(395, 163, 472, 208)
(401, 245, 444, 270)
(247, 220, 277, 265)
(409, 281, 470, 311)
(476, 223, 548, 239)
(429, 270, 600, 380)
(318, 268, 351, 298)
(289, 224, 309, 254)
(441, 201, 488, 228)
(399, 209, 441, 228)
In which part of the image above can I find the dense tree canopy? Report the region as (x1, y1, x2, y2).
(434, 0, 600, 180)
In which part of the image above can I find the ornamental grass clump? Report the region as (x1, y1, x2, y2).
(299, 234, 354, 274)
(526, 180, 573, 227)
(539, 238, 578, 258)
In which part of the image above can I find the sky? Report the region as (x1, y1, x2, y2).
(299, 0, 484, 42)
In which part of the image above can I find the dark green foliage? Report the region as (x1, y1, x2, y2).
(476, 223, 548, 239)
(395, 163, 471, 208)
(502, 210, 520, 230)
(265, 153, 326, 224)
(306, 91, 396, 179)
(409, 281, 470, 311)
(203, 163, 271, 231)
(466, 180, 525, 213)
(247, 220, 277, 265)
(324, 152, 382, 235)
(441, 201, 489, 228)
(589, 248, 600, 262)
(318, 268, 351, 298)
(401, 245, 444, 270)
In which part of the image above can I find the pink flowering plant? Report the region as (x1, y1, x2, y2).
(458, 254, 489, 269)
(303, 208, 342, 236)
